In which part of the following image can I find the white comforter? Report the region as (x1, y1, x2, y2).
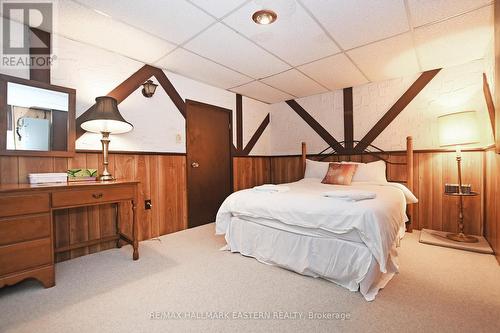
(216, 178, 416, 273)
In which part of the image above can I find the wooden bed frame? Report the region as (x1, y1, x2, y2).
(300, 136, 414, 232)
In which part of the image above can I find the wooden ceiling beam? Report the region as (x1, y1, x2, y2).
(241, 114, 270, 156)
(236, 94, 243, 151)
(483, 73, 496, 138)
(354, 68, 441, 153)
(343, 87, 354, 151)
(75, 65, 186, 140)
(286, 99, 345, 153)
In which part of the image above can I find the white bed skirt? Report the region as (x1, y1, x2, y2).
(223, 217, 399, 301)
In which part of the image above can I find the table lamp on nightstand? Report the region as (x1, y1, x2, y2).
(438, 111, 480, 243)
(80, 96, 133, 181)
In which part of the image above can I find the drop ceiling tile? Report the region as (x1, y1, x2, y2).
(223, 1, 340, 66)
(231, 81, 294, 104)
(347, 33, 420, 81)
(261, 69, 327, 97)
(297, 54, 368, 90)
(57, 1, 176, 63)
(184, 23, 290, 78)
(302, 0, 409, 50)
(407, 0, 492, 27)
(75, 0, 214, 44)
(414, 5, 493, 71)
(189, 0, 247, 18)
(155, 48, 253, 89)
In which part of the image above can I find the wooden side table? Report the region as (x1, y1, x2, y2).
(444, 191, 479, 243)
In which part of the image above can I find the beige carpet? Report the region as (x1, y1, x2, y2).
(1, 224, 499, 333)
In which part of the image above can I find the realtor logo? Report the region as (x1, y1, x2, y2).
(1, 0, 56, 69)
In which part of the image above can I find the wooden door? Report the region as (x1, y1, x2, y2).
(186, 100, 232, 228)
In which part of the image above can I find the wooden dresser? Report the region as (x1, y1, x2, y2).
(0, 180, 139, 289)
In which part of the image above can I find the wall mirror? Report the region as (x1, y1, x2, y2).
(0, 74, 76, 157)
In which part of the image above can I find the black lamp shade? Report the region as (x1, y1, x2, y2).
(142, 79, 158, 98)
(80, 96, 133, 134)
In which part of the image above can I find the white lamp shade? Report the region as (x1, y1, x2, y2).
(80, 119, 133, 134)
(438, 111, 480, 147)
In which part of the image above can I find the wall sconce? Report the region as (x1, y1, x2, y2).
(142, 79, 158, 98)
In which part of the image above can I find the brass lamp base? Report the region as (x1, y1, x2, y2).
(99, 174, 114, 181)
(446, 233, 479, 243)
(99, 131, 114, 182)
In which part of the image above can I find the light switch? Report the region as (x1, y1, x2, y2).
(175, 133, 182, 144)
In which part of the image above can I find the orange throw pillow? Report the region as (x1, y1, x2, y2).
(321, 163, 358, 185)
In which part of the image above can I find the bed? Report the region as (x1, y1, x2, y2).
(215, 137, 416, 301)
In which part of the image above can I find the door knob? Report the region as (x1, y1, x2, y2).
(191, 162, 200, 168)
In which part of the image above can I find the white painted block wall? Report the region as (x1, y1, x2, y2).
(270, 59, 495, 154)
(49, 36, 271, 155)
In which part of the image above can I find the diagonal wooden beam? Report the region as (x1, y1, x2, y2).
(483, 73, 496, 137)
(354, 68, 441, 153)
(107, 65, 158, 103)
(343, 87, 353, 151)
(242, 114, 270, 155)
(75, 65, 186, 139)
(236, 94, 243, 151)
(153, 68, 186, 118)
(286, 99, 345, 153)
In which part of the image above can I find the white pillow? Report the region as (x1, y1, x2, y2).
(304, 159, 330, 179)
(342, 160, 387, 183)
(386, 182, 418, 204)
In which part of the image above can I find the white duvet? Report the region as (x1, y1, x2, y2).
(216, 178, 417, 273)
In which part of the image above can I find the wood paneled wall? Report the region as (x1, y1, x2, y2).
(233, 157, 271, 191)
(0, 153, 187, 262)
(485, 149, 500, 263)
(233, 151, 485, 235)
(0, 151, 492, 261)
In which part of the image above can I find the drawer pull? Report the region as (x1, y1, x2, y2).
(92, 193, 103, 199)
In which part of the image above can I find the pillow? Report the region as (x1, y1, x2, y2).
(321, 163, 358, 185)
(304, 159, 330, 179)
(341, 160, 387, 183)
(385, 182, 418, 204)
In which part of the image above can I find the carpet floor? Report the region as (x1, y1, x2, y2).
(1, 223, 499, 333)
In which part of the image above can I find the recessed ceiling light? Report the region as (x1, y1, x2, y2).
(252, 9, 277, 25)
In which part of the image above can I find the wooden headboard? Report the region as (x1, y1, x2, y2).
(301, 136, 414, 231)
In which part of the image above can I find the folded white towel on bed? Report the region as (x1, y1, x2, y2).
(253, 184, 290, 193)
(322, 190, 376, 201)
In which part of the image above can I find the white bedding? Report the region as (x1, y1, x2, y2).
(216, 178, 413, 273)
(225, 216, 399, 301)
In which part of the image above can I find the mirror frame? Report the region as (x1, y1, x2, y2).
(0, 74, 76, 157)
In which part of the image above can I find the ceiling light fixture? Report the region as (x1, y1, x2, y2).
(252, 9, 277, 25)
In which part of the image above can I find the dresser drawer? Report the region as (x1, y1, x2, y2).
(0, 214, 51, 246)
(0, 193, 50, 218)
(0, 238, 52, 276)
(52, 185, 135, 208)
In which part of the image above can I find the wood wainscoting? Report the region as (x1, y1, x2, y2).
(233, 150, 485, 235)
(0, 153, 187, 262)
(485, 148, 500, 263)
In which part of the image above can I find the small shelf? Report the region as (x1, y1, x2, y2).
(444, 191, 479, 197)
